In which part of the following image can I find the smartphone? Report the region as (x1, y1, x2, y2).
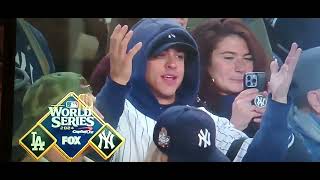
(244, 72, 267, 108)
(243, 72, 266, 92)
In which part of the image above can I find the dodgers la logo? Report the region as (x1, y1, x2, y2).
(198, 129, 211, 148)
(19, 125, 56, 160)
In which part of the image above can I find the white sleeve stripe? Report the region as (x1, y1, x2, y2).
(217, 128, 238, 140)
(216, 137, 235, 145)
(130, 108, 139, 161)
(145, 115, 151, 149)
(218, 117, 229, 126)
(145, 115, 149, 135)
(121, 105, 130, 162)
(234, 138, 252, 162)
(134, 111, 137, 160)
(129, 115, 134, 161)
(141, 128, 144, 159)
(129, 130, 132, 161)
(121, 136, 126, 162)
(220, 147, 229, 152)
(288, 133, 294, 148)
(133, 108, 142, 160)
(127, 107, 131, 161)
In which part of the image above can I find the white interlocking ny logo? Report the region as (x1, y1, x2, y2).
(168, 33, 176, 39)
(254, 95, 267, 108)
(98, 130, 115, 150)
(198, 129, 211, 148)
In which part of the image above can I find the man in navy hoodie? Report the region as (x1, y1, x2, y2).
(288, 46, 320, 161)
(96, 18, 302, 162)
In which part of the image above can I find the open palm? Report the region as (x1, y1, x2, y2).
(269, 43, 302, 103)
(109, 25, 142, 85)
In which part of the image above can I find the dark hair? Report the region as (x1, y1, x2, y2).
(192, 18, 271, 111)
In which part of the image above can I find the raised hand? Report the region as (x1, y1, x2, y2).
(109, 24, 142, 85)
(269, 43, 302, 104)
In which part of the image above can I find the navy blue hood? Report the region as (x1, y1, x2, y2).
(126, 18, 200, 119)
(16, 19, 55, 84)
(289, 46, 320, 105)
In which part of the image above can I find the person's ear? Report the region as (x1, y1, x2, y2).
(307, 90, 320, 114)
(207, 63, 215, 79)
(207, 67, 215, 84)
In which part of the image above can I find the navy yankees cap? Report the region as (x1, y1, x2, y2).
(148, 22, 198, 59)
(289, 46, 320, 105)
(153, 105, 230, 162)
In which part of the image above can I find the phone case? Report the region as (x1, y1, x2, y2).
(243, 72, 266, 92)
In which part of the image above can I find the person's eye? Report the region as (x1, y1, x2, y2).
(152, 53, 166, 59)
(224, 56, 234, 60)
(177, 54, 185, 60)
(244, 56, 253, 61)
(158, 53, 166, 57)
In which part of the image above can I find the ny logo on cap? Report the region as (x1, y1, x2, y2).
(168, 33, 176, 39)
(198, 129, 211, 148)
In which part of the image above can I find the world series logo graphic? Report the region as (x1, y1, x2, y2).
(19, 92, 125, 161)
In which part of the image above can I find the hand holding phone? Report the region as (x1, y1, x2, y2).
(244, 72, 267, 108)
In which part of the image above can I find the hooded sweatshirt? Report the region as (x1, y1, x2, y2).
(96, 18, 292, 162)
(16, 19, 55, 84)
(289, 106, 320, 161)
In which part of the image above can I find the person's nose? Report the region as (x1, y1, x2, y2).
(166, 51, 178, 69)
(234, 58, 247, 73)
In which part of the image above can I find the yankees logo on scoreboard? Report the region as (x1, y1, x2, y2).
(90, 124, 125, 160)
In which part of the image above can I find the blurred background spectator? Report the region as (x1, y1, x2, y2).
(264, 18, 320, 63)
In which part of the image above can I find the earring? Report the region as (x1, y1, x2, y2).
(212, 78, 215, 83)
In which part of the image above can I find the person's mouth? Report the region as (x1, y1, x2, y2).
(161, 74, 178, 85)
(230, 79, 243, 83)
